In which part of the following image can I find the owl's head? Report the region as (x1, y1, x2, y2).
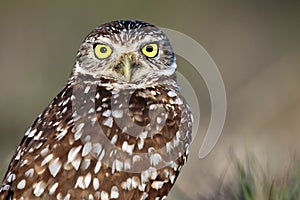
(73, 20, 176, 84)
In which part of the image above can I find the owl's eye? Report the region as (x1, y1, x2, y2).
(141, 43, 158, 58)
(94, 44, 112, 59)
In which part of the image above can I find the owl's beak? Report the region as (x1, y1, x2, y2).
(120, 54, 133, 82)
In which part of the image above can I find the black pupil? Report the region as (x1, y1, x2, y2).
(145, 45, 153, 52)
(100, 47, 107, 53)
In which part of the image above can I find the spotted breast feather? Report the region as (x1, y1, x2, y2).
(0, 75, 192, 200)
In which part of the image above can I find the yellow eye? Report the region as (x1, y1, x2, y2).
(141, 43, 158, 58)
(94, 44, 112, 59)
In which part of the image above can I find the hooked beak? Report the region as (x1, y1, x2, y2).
(119, 54, 133, 82)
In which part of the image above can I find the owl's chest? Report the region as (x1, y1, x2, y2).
(2, 81, 192, 200)
(68, 84, 183, 148)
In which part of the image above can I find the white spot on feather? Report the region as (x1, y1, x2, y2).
(28, 129, 37, 138)
(149, 104, 157, 110)
(81, 159, 91, 170)
(17, 179, 26, 190)
(49, 157, 62, 177)
(84, 86, 91, 94)
(73, 123, 85, 140)
(49, 182, 59, 195)
(61, 107, 67, 114)
(124, 160, 131, 170)
(121, 178, 132, 190)
(101, 191, 109, 200)
(151, 90, 157, 96)
(139, 131, 147, 139)
(166, 142, 172, 153)
(24, 129, 30, 136)
(89, 194, 94, 200)
(71, 157, 82, 170)
(56, 129, 68, 141)
(115, 160, 123, 172)
(110, 186, 119, 199)
(75, 176, 85, 189)
(94, 161, 102, 174)
(102, 110, 111, 117)
(137, 139, 144, 150)
(102, 97, 108, 102)
(41, 154, 53, 166)
(151, 181, 164, 190)
(20, 159, 28, 167)
(34, 131, 43, 140)
(64, 194, 71, 200)
(92, 143, 103, 157)
(95, 93, 100, 99)
(74, 173, 92, 189)
(156, 117, 162, 124)
(110, 135, 118, 145)
(88, 108, 95, 114)
(141, 192, 148, 200)
(98, 149, 105, 161)
(40, 145, 49, 157)
(112, 110, 123, 118)
(167, 90, 177, 97)
(173, 97, 183, 105)
(33, 181, 47, 197)
(150, 153, 162, 166)
(122, 141, 134, 154)
(82, 142, 92, 157)
(68, 146, 82, 163)
(84, 172, 92, 188)
(7, 173, 16, 182)
(148, 167, 158, 180)
(93, 177, 100, 190)
(170, 174, 176, 184)
(103, 117, 113, 128)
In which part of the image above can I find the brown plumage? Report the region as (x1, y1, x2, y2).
(0, 20, 192, 200)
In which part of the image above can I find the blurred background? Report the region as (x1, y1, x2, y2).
(0, 1, 299, 199)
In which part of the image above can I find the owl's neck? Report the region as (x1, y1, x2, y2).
(69, 71, 179, 91)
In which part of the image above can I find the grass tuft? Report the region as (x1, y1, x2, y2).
(199, 155, 300, 200)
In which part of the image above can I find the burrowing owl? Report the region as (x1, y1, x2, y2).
(0, 20, 192, 200)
